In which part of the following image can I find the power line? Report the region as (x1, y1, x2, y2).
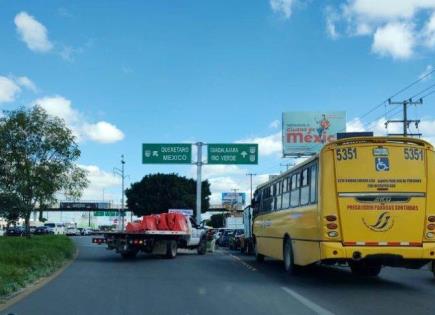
(410, 83, 435, 100)
(420, 89, 435, 100)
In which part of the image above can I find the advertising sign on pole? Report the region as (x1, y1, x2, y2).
(282, 111, 346, 156)
(222, 192, 246, 207)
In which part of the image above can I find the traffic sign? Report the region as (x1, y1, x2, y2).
(207, 144, 258, 164)
(142, 144, 192, 164)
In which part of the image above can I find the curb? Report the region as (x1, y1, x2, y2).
(0, 249, 79, 312)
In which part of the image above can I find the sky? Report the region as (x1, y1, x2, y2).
(2, 0, 435, 207)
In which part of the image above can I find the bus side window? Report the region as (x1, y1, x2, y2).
(290, 173, 300, 208)
(310, 164, 317, 204)
(282, 176, 290, 209)
(300, 168, 309, 205)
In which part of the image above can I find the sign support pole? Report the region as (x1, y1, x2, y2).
(196, 142, 203, 226)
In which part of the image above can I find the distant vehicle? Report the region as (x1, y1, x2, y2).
(77, 227, 84, 235)
(44, 223, 65, 235)
(34, 226, 51, 235)
(229, 229, 244, 250)
(218, 229, 236, 247)
(5, 226, 24, 236)
(253, 136, 435, 277)
(66, 227, 80, 236)
(240, 206, 254, 255)
(83, 228, 93, 236)
(29, 226, 37, 233)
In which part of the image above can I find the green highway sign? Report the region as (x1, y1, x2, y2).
(207, 144, 258, 165)
(142, 143, 192, 164)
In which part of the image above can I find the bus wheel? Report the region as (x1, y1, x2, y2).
(254, 239, 264, 262)
(350, 261, 381, 277)
(283, 238, 299, 275)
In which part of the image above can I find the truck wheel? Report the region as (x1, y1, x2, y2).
(350, 261, 381, 277)
(166, 240, 177, 259)
(254, 239, 264, 262)
(283, 237, 300, 275)
(197, 237, 207, 255)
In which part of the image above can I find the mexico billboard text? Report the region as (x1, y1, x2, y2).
(282, 111, 346, 156)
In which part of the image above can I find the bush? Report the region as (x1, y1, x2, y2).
(0, 235, 75, 298)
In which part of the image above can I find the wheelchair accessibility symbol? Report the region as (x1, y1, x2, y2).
(375, 157, 390, 172)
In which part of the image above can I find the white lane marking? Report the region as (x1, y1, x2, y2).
(281, 286, 335, 315)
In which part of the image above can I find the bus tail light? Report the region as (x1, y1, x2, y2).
(428, 216, 435, 222)
(326, 215, 337, 222)
(427, 224, 435, 231)
(327, 223, 337, 229)
(426, 232, 434, 239)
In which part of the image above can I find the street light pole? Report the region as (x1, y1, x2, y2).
(246, 173, 257, 206)
(113, 155, 126, 231)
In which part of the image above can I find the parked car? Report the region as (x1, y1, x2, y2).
(83, 228, 93, 235)
(29, 226, 37, 233)
(34, 226, 52, 235)
(5, 226, 24, 236)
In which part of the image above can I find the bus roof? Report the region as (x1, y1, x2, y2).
(255, 136, 433, 192)
(323, 136, 433, 150)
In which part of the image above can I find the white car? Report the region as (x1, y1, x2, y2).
(66, 227, 80, 236)
(44, 223, 65, 235)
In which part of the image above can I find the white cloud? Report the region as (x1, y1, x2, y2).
(16, 76, 37, 92)
(328, 0, 435, 59)
(14, 11, 53, 53)
(237, 131, 281, 156)
(34, 95, 125, 144)
(372, 22, 415, 59)
(325, 6, 340, 39)
(419, 65, 434, 81)
(0, 76, 21, 103)
(79, 164, 121, 201)
(270, 0, 295, 19)
(269, 119, 281, 129)
(83, 121, 125, 144)
(346, 117, 366, 132)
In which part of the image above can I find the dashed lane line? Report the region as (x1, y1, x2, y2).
(281, 286, 335, 315)
(229, 254, 257, 272)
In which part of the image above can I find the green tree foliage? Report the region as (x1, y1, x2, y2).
(0, 193, 25, 227)
(0, 106, 89, 234)
(126, 173, 211, 216)
(209, 213, 225, 228)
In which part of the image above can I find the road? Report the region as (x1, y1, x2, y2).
(3, 236, 435, 315)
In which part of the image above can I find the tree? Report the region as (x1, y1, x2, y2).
(126, 173, 211, 216)
(0, 106, 89, 234)
(0, 193, 25, 227)
(209, 213, 225, 228)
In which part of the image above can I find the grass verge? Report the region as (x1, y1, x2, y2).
(0, 235, 75, 298)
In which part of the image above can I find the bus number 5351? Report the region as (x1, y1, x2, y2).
(336, 147, 357, 161)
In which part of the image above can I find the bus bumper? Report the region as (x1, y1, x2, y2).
(320, 242, 435, 260)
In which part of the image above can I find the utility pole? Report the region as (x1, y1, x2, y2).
(231, 188, 239, 212)
(246, 173, 257, 206)
(195, 142, 203, 226)
(386, 98, 423, 137)
(113, 155, 127, 231)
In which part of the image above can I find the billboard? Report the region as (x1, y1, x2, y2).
(282, 111, 346, 156)
(222, 192, 246, 207)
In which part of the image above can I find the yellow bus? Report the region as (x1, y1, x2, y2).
(252, 136, 435, 276)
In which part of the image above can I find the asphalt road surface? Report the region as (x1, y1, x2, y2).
(3, 237, 435, 315)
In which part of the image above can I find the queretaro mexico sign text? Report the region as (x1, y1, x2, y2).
(142, 143, 192, 164)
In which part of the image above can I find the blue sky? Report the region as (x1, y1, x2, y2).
(1, 0, 435, 205)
